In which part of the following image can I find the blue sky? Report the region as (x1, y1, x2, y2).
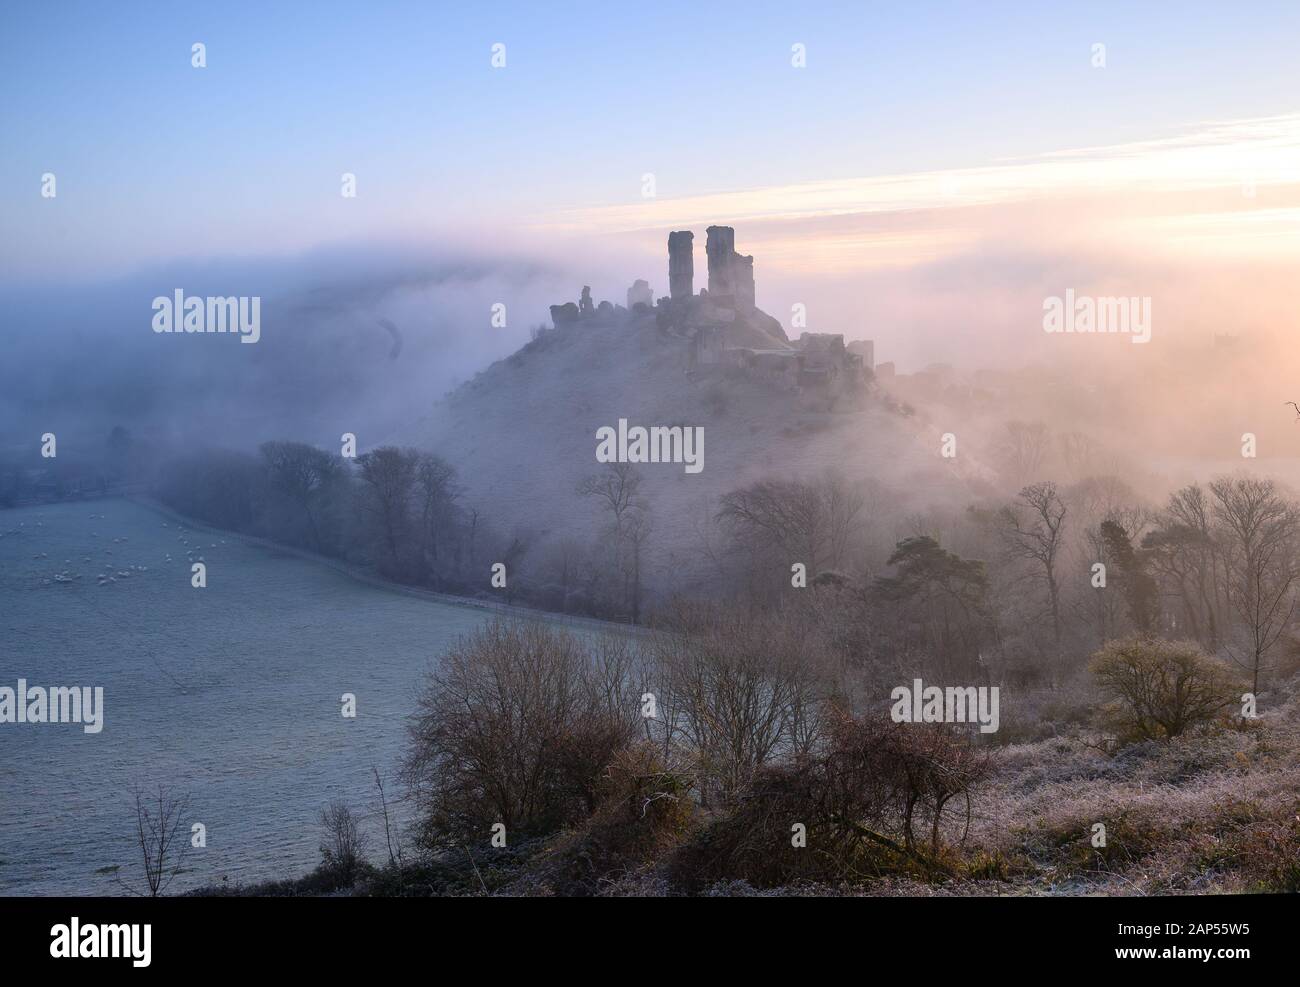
(3, 0, 1299, 278)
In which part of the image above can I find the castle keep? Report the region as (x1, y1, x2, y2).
(547, 225, 873, 396)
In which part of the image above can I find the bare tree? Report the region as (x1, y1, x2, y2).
(575, 462, 643, 525)
(356, 446, 419, 573)
(464, 508, 481, 574)
(621, 508, 653, 623)
(1229, 538, 1298, 696)
(823, 471, 870, 568)
(122, 785, 191, 897)
(498, 528, 534, 605)
(995, 421, 1052, 489)
(537, 536, 589, 612)
(415, 453, 461, 575)
(260, 440, 342, 550)
(578, 462, 652, 620)
(1144, 483, 1226, 649)
(1210, 476, 1300, 694)
(1056, 430, 1102, 482)
(1076, 522, 1125, 646)
(319, 801, 367, 886)
(719, 478, 828, 575)
(717, 470, 867, 579)
(651, 601, 824, 806)
(997, 481, 1067, 649)
(372, 766, 403, 872)
(1065, 475, 1149, 541)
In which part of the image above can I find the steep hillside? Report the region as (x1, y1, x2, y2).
(402, 307, 990, 592)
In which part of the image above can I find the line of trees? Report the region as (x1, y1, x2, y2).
(156, 441, 518, 597)
(706, 466, 1300, 697)
(402, 610, 992, 890)
(152, 428, 1300, 697)
(156, 442, 654, 621)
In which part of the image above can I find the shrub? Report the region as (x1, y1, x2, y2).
(403, 621, 644, 849)
(668, 710, 992, 890)
(318, 802, 367, 888)
(1194, 799, 1300, 892)
(527, 744, 698, 896)
(1234, 817, 1300, 892)
(649, 601, 826, 807)
(1055, 807, 1174, 878)
(1090, 636, 1241, 742)
(962, 849, 1031, 882)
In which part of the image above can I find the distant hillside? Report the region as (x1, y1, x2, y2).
(401, 305, 988, 594)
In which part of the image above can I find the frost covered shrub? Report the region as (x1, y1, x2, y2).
(668, 711, 992, 889)
(649, 600, 826, 807)
(1019, 805, 1175, 878)
(403, 621, 644, 848)
(1090, 637, 1241, 742)
(525, 743, 697, 896)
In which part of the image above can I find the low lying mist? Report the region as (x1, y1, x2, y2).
(0, 238, 600, 458)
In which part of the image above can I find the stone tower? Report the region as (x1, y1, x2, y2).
(704, 225, 755, 309)
(668, 231, 694, 299)
(733, 253, 755, 311)
(705, 225, 736, 296)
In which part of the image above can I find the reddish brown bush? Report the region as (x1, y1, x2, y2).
(669, 709, 993, 889)
(530, 744, 698, 895)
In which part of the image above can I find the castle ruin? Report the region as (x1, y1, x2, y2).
(668, 230, 694, 300)
(546, 225, 874, 397)
(703, 225, 755, 310)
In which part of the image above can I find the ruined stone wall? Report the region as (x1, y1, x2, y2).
(733, 254, 755, 310)
(627, 279, 653, 309)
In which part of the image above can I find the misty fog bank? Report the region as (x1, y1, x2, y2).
(0, 238, 586, 459)
(6, 226, 1300, 507)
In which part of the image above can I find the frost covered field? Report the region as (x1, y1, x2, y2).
(0, 497, 555, 895)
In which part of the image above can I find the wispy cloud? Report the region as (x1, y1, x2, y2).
(534, 114, 1300, 272)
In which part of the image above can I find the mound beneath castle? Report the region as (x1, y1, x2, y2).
(401, 229, 988, 596)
